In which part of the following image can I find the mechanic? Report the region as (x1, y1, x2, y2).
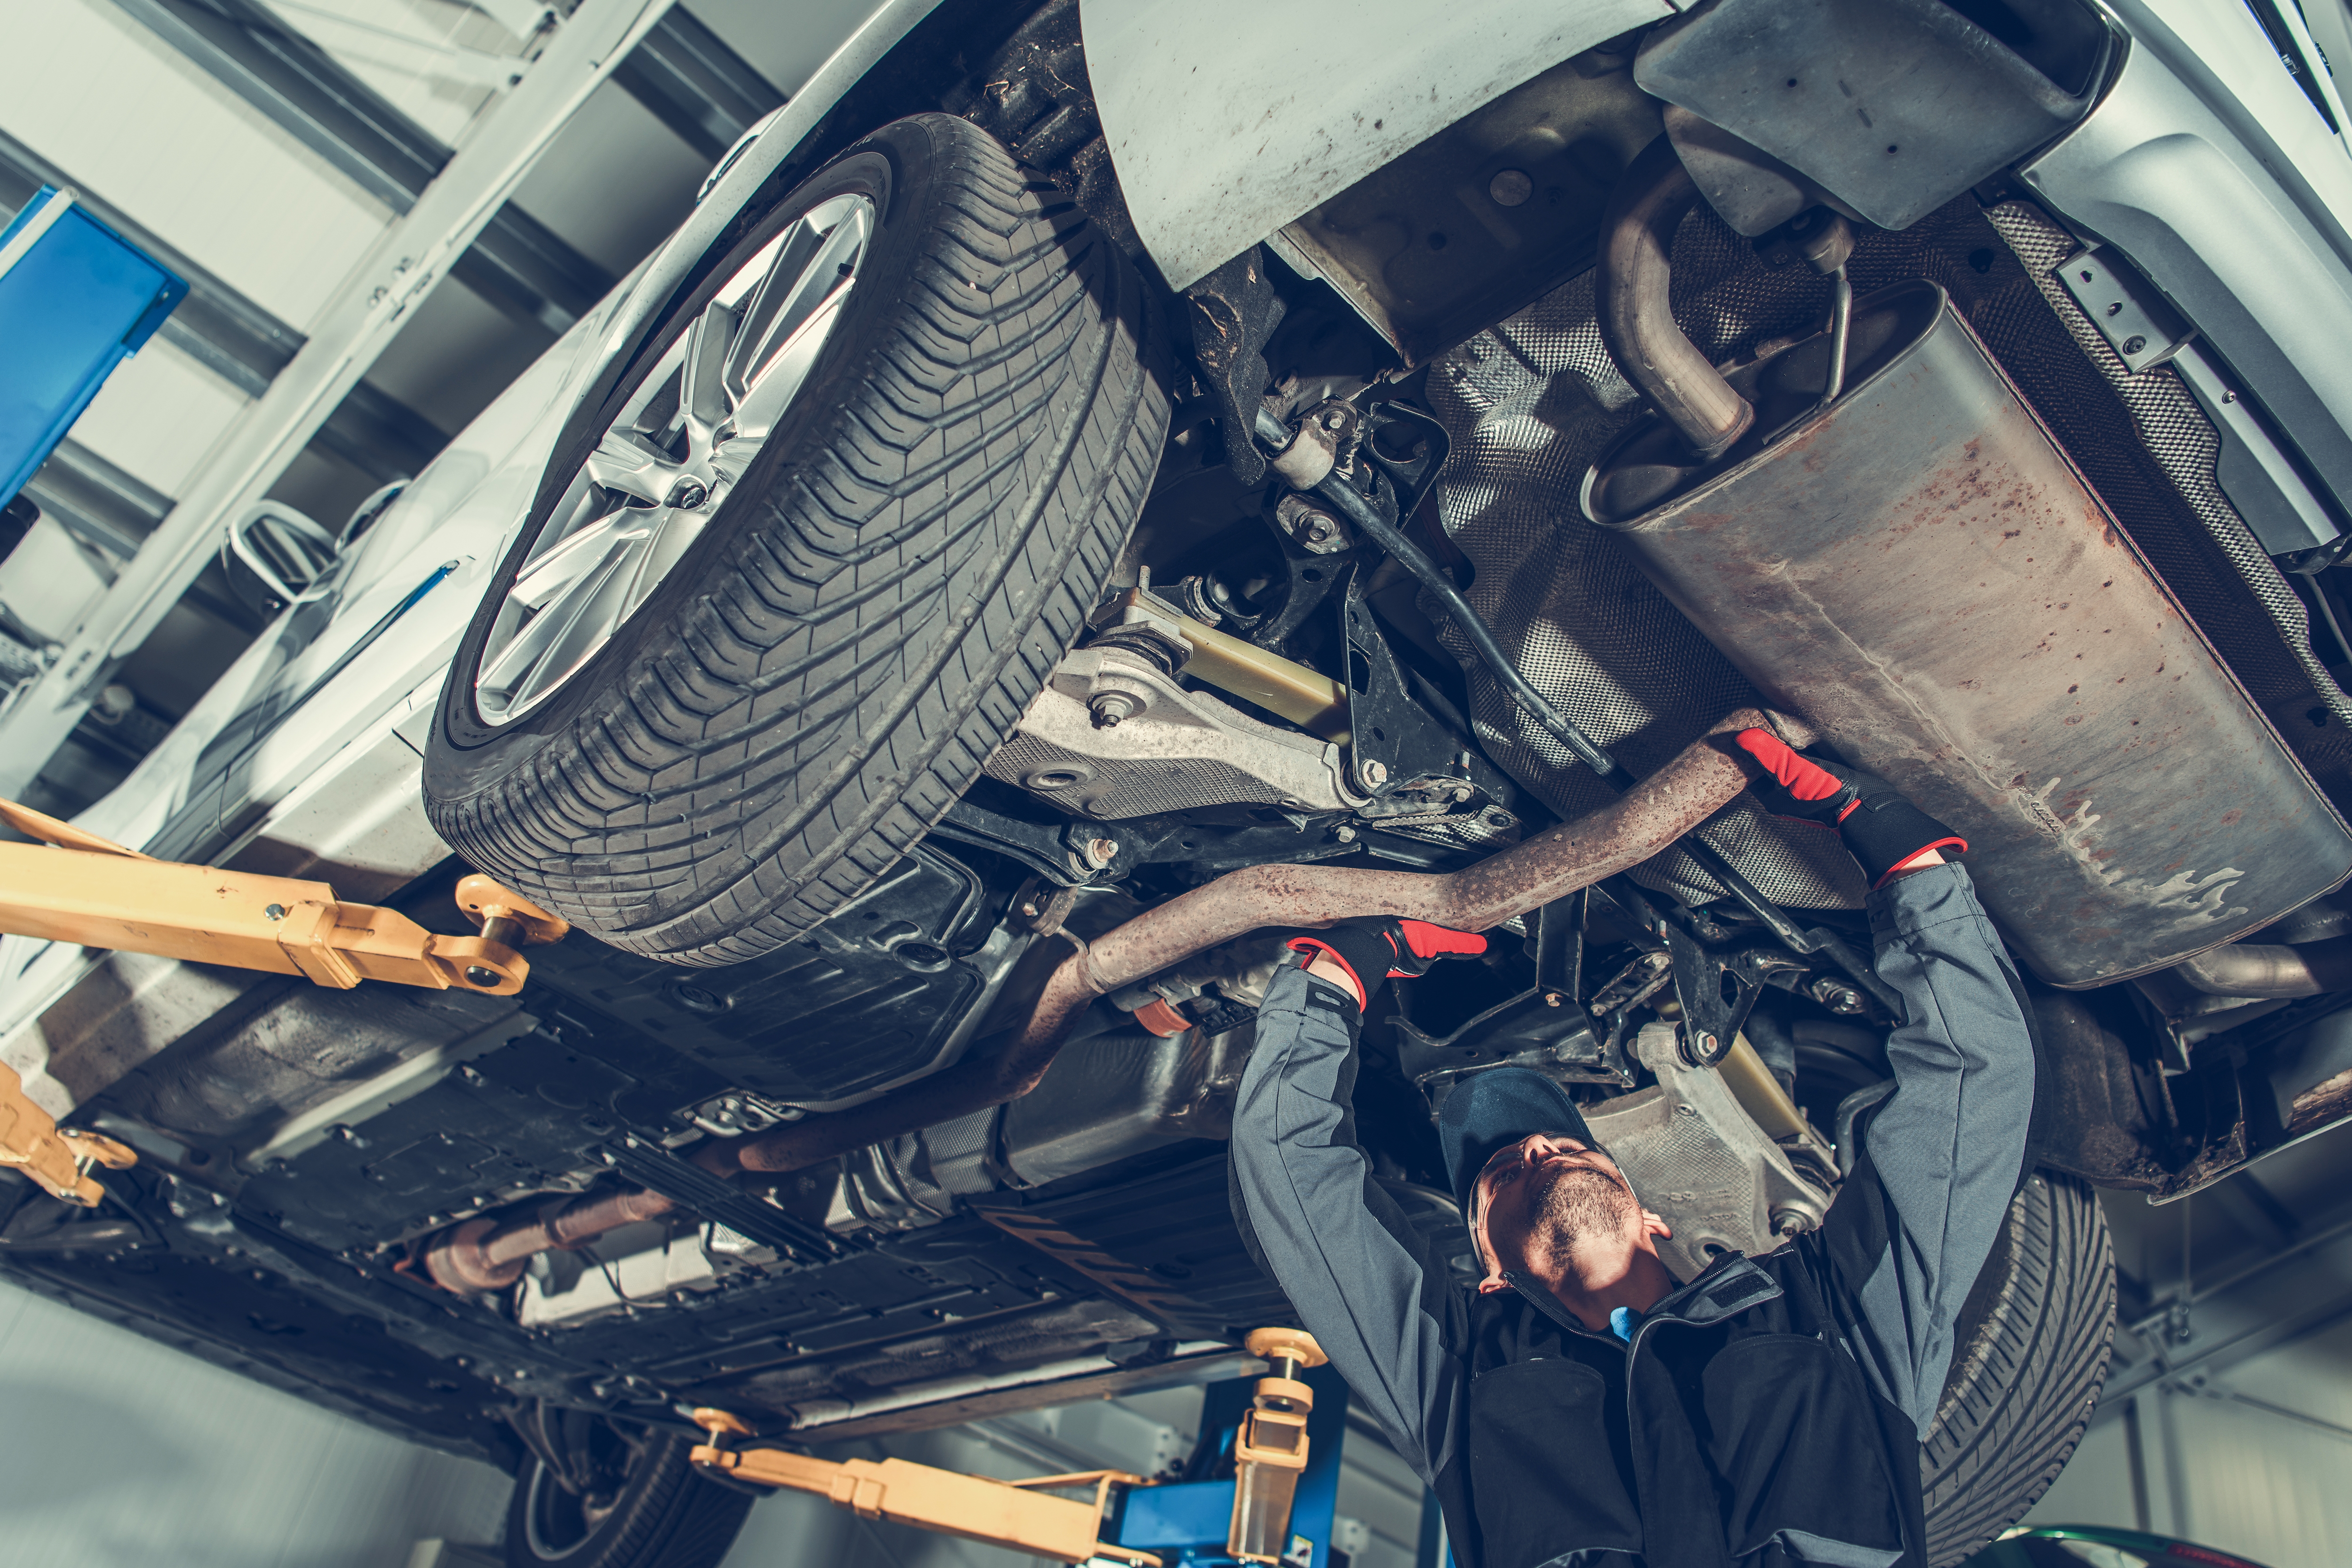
(1229, 728, 2036, 1568)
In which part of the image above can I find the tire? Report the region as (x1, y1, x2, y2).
(425, 112, 1168, 966)
(506, 1426, 751, 1568)
(1921, 1172, 2116, 1567)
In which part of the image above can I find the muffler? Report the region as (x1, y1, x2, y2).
(1582, 160, 2352, 986)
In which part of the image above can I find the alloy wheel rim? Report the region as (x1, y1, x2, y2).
(475, 192, 876, 726)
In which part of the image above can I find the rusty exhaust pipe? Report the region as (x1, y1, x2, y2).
(723, 710, 1766, 1175)
(419, 712, 1767, 1289)
(1597, 136, 1754, 461)
(422, 1186, 683, 1293)
(2174, 937, 2352, 1000)
(419, 1141, 740, 1294)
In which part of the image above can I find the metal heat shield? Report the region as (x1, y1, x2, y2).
(1586, 281, 2352, 987)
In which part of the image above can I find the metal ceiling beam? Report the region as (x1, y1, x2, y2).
(312, 382, 450, 485)
(446, 198, 612, 335)
(103, 0, 615, 331)
(0, 140, 450, 500)
(2096, 1204, 2352, 1417)
(610, 5, 785, 162)
(0, 0, 681, 800)
(18, 440, 172, 563)
(106, 0, 445, 209)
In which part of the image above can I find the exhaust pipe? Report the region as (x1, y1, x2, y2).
(721, 709, 1765, 1175)
(417, 719, 1765, 1291)
(419, 1142, 739, 1294)
(1597, 136, 1754, 461)
(2174, 937, 2352, 1000)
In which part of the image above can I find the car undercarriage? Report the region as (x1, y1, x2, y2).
(8, 2, 2352, 1566)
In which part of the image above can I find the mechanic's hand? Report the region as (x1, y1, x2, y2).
(1287, 917, 1486, 1012)
(1734, 728, 1968, 890)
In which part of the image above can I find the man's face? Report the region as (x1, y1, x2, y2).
(1471, 1132, 1658, 1291)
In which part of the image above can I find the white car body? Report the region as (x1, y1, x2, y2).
(7, 0, 2352, 1121)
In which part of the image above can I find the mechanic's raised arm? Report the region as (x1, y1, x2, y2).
(1228, 947, 1470, 1487)
(1737, 728, 2038, 1433)
(1827, 862, 2037, 1430)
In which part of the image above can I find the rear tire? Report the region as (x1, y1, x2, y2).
(505, 1426, 751, 1568)
(1921, 1172, 2116, 1567)
(425, 112, 1167, 966)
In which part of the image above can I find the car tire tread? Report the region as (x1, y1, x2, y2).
(429, 114, 1166, 965)
(1922, 1172, 2116, 1566)
(505, 1432, 752, 1568)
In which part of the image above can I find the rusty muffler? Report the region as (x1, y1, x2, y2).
(1582, 269, 2352, 986)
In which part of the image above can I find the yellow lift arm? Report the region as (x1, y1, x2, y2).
(687, 1328, 1332, 1567)
(0, 795, 568, 1205)
(692, 1408, 1160, 1567)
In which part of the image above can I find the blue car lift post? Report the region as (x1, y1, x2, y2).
(1112, 1354, 1351, 1568)
(0, 184, 186, 510)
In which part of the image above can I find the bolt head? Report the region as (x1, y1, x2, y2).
(1363, 760, 1389, 785)
(263, 903, 287, 921)
(665, 477, 709, 510)
(1087, 838, 1120, 867)
(1088, 692, 1139, 729)
(1333, 824, 1359, 843)
(1319, 408, 1347, 431)
(1488, 168, 1534, 207)
(1304, 518, 1334, 542)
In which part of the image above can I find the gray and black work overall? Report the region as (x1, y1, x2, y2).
(1229, 864, 2038, 1568)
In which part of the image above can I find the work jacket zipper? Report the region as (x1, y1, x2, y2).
(1506, 1261, 1788, 1476)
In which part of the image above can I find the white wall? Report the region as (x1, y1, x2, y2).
(0, 0, 398, 330)
(2021, 1314, 2352, 1568)
(0, 1277, 511, 1568)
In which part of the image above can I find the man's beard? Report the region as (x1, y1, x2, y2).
(1529, 1164, 1641, 1251)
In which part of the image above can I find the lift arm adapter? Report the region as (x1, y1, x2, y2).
(0, 1058, 134, 1206)
(0, 797, 566, 996)
(689, 1409, 1161, 1566)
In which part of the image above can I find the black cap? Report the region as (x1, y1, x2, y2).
(1438, 1068, 1599, 1212)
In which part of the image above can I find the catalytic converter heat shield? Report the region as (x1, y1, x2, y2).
(1583, 280, 2352, 988)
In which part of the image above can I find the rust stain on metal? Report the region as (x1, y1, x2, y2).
(1584, 280, 2352, 986)
(720, 713, 1767, 1175)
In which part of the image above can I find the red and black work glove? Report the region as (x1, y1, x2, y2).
(1735, 728, 1968, 890)
(1287, 916, 1487, 1012)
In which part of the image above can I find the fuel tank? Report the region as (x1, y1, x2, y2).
(1582, 280, 2352, 987)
